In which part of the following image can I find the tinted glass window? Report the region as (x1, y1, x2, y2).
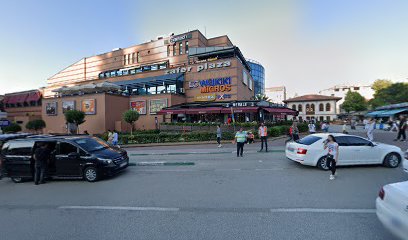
(5, 141, 34, 156)
(296, 136, 322, 145)
(59, 142, 78, 155)
(334, 136, 349, 146)
(346, 136, 371, 146)
(73, 138, 109, 152)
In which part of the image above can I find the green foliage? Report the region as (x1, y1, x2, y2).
(25, 119, 46, 132)
(3, 122, 22, 133)
(341, 91, 367, 113)
(372, 79, 392, 92)
(370, 82, 408, 108)
(254, 94, 270, 101)
(64, 110, 86, 125)
(120, 132, 236, 144)
(122, 110, 140, 135)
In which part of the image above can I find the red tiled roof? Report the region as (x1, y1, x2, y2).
(284, 94, 342, 103)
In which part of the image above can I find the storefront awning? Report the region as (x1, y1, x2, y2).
(6, 93, 29, 104)
(25, 91, 41, 102)
(376, 108, 408, 117)
(263, 108, 297, 115)
(221, 107, 259, 113)
(115, 73, 184, 89)
(185, 107, 222, 114)
(366, 110, 389, 117)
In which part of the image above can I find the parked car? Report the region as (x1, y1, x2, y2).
(1, 135, 129, 183)
(404, 149, 408, 174)
(286, 133, 404, 170)
(376, 181, 408, 240)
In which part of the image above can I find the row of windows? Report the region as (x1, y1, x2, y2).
(124, 52, 140, 66)
(292, 103, 331, 112)
(299, 116, 331, 122)
(5, 101, 41, 108)
(99, 62, 168, 79)
(125, 84, 182, 96)
(167, 41, 189, 57)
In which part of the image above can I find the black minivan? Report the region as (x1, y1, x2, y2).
(1, 135, 129, 183)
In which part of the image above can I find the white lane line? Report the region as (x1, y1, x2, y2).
(269, 208, 376, 214)
(59, 206, 180, 212)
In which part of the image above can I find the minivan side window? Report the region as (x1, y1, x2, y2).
(59, 142, 78, 155)
(4, 141, 34, 156)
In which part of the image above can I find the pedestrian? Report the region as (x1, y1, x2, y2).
(390, 120, 398, 132)
(33, 143, 51, 185)
(83, 130, 89, 135)
(216, 125, 222, 148)
(308, 121, 316, 134)
(107, 130, 113, 144)
(285, 125, 294, 144)
(350, 119, 356, 130)
(234, 127, 247, 157)
(366, 118, 375, 141)
(112, 130, 119, 146)
(342, 121, 348, 134)
(394, 116, 407, 142)
(247, 131, 255, 144)
(258, 122, 268, 152)
(323, 135, 339, 180)
(292, 122, 300, 141)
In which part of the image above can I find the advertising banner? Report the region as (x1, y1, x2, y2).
(130, 100, 147, 115)
(46, 102, 57, 116)
(149, 99, 167, 114)
(82, 99, 96, 115)
(62, 101, 75, 113)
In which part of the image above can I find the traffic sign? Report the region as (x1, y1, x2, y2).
(0, 119, 11, 127)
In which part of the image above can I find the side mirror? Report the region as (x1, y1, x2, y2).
(67, 152, 79, 159)
(369, 142, 375, 147)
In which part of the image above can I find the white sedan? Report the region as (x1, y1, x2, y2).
(286, 133, 404, 170)
(404, 150, 408, 174)
(376, 181, 408, 240)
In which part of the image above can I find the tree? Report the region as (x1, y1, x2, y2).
(3, 122, 22, 133)
(341, 91, 367, 113)
(372, 79, 392, 92)
(370, 82, 408, 108)
(122, 110, 140, 135)
(26, 119, 46, 133)
(253, 94, 270, 101)
(64, 110, 86, 134)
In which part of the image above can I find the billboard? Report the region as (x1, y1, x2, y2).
(45, 102, 57, 116)
(130, 100, 147, 115)
(149, 99, 167, 114)
(62, 101, 75, 113)
(81, 99, 96, 115)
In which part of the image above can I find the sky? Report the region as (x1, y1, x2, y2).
(0, 0, 407, 97)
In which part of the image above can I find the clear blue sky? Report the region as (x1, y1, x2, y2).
(1, 0, 407, 96)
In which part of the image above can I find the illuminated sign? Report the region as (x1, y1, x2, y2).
(164, 61, 231, 74)
(189, 77, 232, 94)
(170, 33, 192, 43)
(194, 94, 217, 102)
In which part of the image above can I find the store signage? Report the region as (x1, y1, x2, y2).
(217, 94, 232, 100)
(189, 77, 232, 94)
(194, 94, 217, 102)
(170, 33, 192, 43)
(225, 102, 257, 108)
(0, 119, 11, 127)
(164, 61, 231, 74)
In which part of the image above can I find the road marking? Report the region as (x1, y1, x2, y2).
(269, 208, 376, 214)
(58, 206, 180, 212)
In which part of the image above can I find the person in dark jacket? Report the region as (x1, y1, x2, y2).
(33, 143, 51, 185)
(394, 116, 407, 142)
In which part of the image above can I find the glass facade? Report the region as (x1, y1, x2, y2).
(246, 59, 265, 97)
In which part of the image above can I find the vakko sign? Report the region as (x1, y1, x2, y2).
(164, 61, 231, 74)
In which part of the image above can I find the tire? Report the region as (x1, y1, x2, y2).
(11, 177, 24, 183)
(83, 167, 99, 182)
(317, 157, 329, 170)
(383, 153, 401, 168)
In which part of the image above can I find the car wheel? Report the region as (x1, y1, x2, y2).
(317, 157, 329, 170)
(384, 153, 400, 168)
(11, 177, 23, 183)
(83, 167, 99, 182)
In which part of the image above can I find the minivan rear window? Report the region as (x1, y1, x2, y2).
(296, 136, 322, 145)
(4, 141, 34, 156)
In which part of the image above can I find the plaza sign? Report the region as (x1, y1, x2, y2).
(164, 61, 231, 74)
(170, 33, 192, 43)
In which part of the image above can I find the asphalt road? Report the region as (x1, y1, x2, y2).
(0, 127, 407, 240)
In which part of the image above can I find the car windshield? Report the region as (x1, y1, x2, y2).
(296, 135, 322, 145)
(73, 137, 110, 152)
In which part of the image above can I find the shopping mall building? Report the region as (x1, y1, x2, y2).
(29, 30, 295, 134)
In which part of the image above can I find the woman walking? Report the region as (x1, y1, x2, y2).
(324, 135, 339, 180)
(234, 127, 247, 157)
(216, 125, 223, 148)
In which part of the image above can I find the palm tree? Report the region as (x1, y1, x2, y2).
(253, 94, 270, 101)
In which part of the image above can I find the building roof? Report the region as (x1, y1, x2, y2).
(284, 94, 342, 103)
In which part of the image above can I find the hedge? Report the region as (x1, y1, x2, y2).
(120, 132, 236, 144)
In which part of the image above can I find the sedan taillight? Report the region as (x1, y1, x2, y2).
(297, 148, 308, 154)
(378, 187, 385, 200)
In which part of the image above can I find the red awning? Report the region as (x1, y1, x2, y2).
(185, 107, 222, 114)
(6, 94, 28, 104)
(2, 96, 10, 104)
(263, 107, 297, 115)
(157, 109, 186, 115)
(25, 92, 41, 102)
(221, 107, 259, 113)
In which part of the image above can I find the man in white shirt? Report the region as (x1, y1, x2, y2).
(112, 130, 119, 146)
(366, 119, 375, 141)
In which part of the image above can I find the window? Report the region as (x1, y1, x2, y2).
(296, 136, 322, 145)
(59, 142, 78, 155)
(319, 103, 324, 112)
(292, 104, 296, 111)
(306, 104, 310, 111)
(335, 136, 349, 146)
(326, 103, 331, 112)
(129, 69, 136, 75)
(132, 53, 135, 64)
(185, 41, 189, 54)
(135, 67, 142, 73)
(311, 104, 315, 111)
(123, 55, 126, 65)
(319, 116, 324, 121)
(3, 141, 34, 156)
(179, 42, 183, 55)
(128, 54, 131, 65)
(298, 104, 303, 112)
(167, 45, 170, 57)
(151, 65, 158, 71)
(73, 138, 109, 152)
(346, 137, 371, 146)
(159, 62, 167, 69)
(326, 116, 331, 121)
(137, 52, 140, 63)
(354, 87, 360, 90)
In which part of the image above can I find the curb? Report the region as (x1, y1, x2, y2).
(130, 149, 285, 156)
(129, 162, 195, 166)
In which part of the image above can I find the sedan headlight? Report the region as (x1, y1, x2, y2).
(99, 158, 113, 165)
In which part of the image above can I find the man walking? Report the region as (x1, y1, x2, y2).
(112, 130, 119, 146)
(258, 123, 268, 152)
(366, 119, 375, 141)
(234, 127, 247, 157)
(216, 125, 222, 148)
(394, 116, 407, 142)
(33, 143, 51, 185)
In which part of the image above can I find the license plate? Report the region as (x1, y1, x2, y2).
(120, 162, 127, 167)
(287, 147, 295, 152)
